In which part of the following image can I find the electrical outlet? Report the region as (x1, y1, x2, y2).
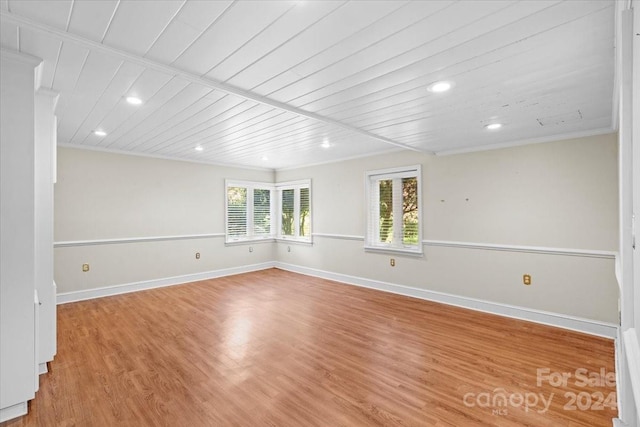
(249, 246, 253, 253)
(82, 263, 90, 272)
(195, 252, 200, 259)
(523, 274, 532, 285)
(390, 258, 396, 267)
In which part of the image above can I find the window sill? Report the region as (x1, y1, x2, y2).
(225, 237, 275, 246)
(275, 238, 313, 246)
(364, 245, 424, 257)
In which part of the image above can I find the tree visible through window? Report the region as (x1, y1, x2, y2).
(225, 180, 311, 243)
(278, 181, 311, 242)
(366, 166, 422, 254)
(253, 188, 271, 236)
(281, 189, 295, 236)
(227, 187, 247, 237)
(226, 181, 273, 242)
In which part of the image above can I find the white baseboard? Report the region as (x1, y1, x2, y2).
(0, 401, 28, 423)
(56, 262, 276, 304)
(274, 262, 618, 339)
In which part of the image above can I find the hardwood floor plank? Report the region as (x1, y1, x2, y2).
(2, 268, 617, 426)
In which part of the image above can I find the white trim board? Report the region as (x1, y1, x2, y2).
(0, 402, 28, 423)
(54, 233, 225, 248)
(305, 234, 617, 259)
(423, 240, 617, 259)
(274, 262, 618, 339)
(56, 262, 275, 304)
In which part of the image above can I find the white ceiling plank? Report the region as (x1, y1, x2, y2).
(68, 61, 146, 145)
(207, 0, 343, 83)
(323, 7, 613, 134)
(339, 36, 613, 131)
(101, 75, 189, 149)
(219, 127, 365, 165)
(127, 91, 227, 152)
(0, 19, 17, 49)
(143, 95, 250, 153)
(8, 0, 72, 30)
(296, 1, 611, 114)
(265, 0, 492, 102)
(209, 119, 330, 156)
(0, 1, 617, 169)
(168, 109, 293, 157)
(56, 51, 124, 143)
(0, 9, 421, 152)
(174, 0, 232, 32)
(226, 0, 406, 91)
(158, 102, 276, 156)
(289, 1, 455, 79)
(87, 68, 176, 147)
(102, 0, 184, 56)
(115, 84, 214, 150)
(67, 0, 119, 42)
(146, 0, 233, 64)
(202, 115, 312, 154)
(172, 1, 294, 76)
(18, 28, 62, 88)
(207, 113, 306, 151)
(144, 18, 201, 65)
(0, 0, 8, 11)
(285, 1, 565, 110)
(179, 108, 288, 150)
(50, 41, 89, 119)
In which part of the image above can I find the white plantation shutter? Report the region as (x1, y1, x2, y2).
(226, 181, 275, 242)
(277, 180, 311, 242)
(281, 188, 295, 236)
(225, 180, 311, 243)
(299, 187, 310, 237)
(227, 186, 247, 239)
(253, 188, 271, 236)
(365, 166, 422, 254)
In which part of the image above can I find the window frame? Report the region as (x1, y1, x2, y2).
(276, 179, 312, 244)
(225, 180, 276, 244)
(364, 165, 423, 255)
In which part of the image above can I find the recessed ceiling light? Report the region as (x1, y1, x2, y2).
(427, 81, 453, 93)
(261, 155, 269, 161)
(321, 139, 331, 149)
(485, 123, 503, 130)
(126, 96, 143, 105)
(194, 145, 204, 152)
(93, 130, 107, 136)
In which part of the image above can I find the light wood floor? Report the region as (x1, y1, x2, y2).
(3, 269, 616, 426)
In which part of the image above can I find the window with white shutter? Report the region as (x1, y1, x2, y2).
(225, 181, 275, 243)
(365, 166, 422, 255)
(277, 180, 312, 243)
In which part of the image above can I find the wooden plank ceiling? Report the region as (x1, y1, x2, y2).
(0, 0, 615, 169)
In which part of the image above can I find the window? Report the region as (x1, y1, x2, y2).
(225, 179, 312, 244)
(277, 180, 312, 242)
(365, 165, 422, 254)
(226, 181, 274, 243)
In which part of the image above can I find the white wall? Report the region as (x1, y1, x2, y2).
(54, 147, 275, 294)
(276, 134, 619, 323)
(54, 133, 619, 325)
